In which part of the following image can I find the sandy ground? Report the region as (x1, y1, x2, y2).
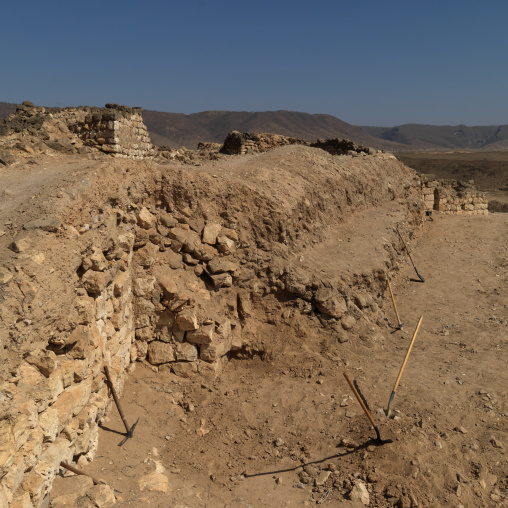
(60, 211, 508, 507)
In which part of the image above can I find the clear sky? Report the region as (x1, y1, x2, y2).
(1, 0, 507, 126)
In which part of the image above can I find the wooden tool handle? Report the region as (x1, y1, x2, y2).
(104, 366, 130, 433)
(387, 277, 402, 325)
(343, 372, 377, 429)
(392, 316, 423, 392)
(60, 462, 102, 486)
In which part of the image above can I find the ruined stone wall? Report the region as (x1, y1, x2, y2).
(3, 102, 152, 160)
(220, 131, 309, 155)
(310, 138, 374, 156)
(0, 225, 136, 507)
(420, 174, 488, 215)
(52, 104, 152, 159)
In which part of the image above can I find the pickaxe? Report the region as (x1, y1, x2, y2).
(396, 227, 425, 282)
(103, 365, 140, 446)
(343, 372, 393, 445)
(386, 275, 403, 330)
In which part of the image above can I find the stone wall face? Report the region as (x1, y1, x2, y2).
(420, 175, 488, 215)
(220, 131, 309, 155)
(52, 104, 152, 159)
(310, 138, 374, 156)
(0, 228, 136, 507)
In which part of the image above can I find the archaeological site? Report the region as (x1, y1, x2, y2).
(0, 103, 506, 507)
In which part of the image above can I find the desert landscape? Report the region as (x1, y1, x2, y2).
(0, 103, 506, 508)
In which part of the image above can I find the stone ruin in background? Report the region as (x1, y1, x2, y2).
(420, 174, 489, 216)
(1, 101, 152, 160)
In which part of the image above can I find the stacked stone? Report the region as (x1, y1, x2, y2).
(310, 138, 374, 156)
(0, 229, 136, 507)
(52, 104, 153, 159)
(220, 131, 309, 155)
(126, 207, 242, 380)
(420, 175, 488, 215)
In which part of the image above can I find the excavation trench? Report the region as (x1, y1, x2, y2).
(0, 147, 425, 506)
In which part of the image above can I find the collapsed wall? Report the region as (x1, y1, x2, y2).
(420, 173, 489, 215)
(0, 146, 423, 506)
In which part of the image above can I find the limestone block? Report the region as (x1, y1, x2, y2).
(90, 249, 108, 271)
(207, 257, 238, 274)
(73, 296, 95, 324)
(51, 378, 93, 428)
(202, 222, 222, 244)
(21, 471, 46, 506)
(175, 343, 198, 362)
(2, 453, 26, 496)
(210, 272, 233, 289)
(186, 324, 214, 345)
(87, 484, 116, 508)
(0, 421, 16, 477)
(82, 270, 107, 295)
(12, 413, 30, 450)
(38, 407, 59, 442)
(135, 242, 159, 268)
(147, 342, 176, 365)
(65, 325, 92, 360)
(314, 287, 347, 319)
(137, 207, 157, 230)
(168, 227, 202, 255)
(135, 327, 153, 341)
(198, 357, 227, 380)
(131, 340, 148, 361)
(347, 480, 370, 505)
(193, 243, 216, 262)
(176, 308, 199, 331)
(24, 349, 58, 377)
(18, 427, 43, 469)
(117, 233, 134, 252)
(133, 276, 156, 297)
(216, 235, 236, 255)
(172, 361, 198, 378)
(10, 492, 32, 508)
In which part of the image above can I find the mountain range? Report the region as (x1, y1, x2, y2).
(2, 101, 507, 151)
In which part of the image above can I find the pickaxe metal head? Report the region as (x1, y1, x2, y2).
(374, 426, 393, 445)
(118, 417, 140, 447)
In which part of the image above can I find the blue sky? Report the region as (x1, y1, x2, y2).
(1, 0, 506, 126)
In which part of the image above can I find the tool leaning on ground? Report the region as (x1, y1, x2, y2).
(386, 316, 423, 416)
(60, 462, 122, 494)
(343, 372, 393, 445)
(386, 275, 403, 330)
(103, 365, 140, 446)
(396, 226, 425, 282)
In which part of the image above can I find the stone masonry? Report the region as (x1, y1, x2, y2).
(420, 174, 488, 215)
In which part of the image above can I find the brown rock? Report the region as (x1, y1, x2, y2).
(176, 308, 199, 331)
(172, 361, 198, 378)
(138, 472, 169, 492)
(87, 484, 116, 508)
(186, 324, 215, 345)
(207, 257, 238, 274)
(82, 270, 107, 295)
(24, 348, 57, 377)
(175, 343, 198, 362)
(341, 315, 356, 330)
(137, 207, 157, 229)
(202, 222, 222, 244)
(147, 342, 176, 365)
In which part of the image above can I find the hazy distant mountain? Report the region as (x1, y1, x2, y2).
(358, 124, 508, 151)
(142, 109, 408, 151)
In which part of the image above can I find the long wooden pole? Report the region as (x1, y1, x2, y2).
(387, 277, 403, 328)
(387, 316, 423, 413)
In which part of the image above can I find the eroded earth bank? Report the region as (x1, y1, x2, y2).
(0, 145, 506, 508)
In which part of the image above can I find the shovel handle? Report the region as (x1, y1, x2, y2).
(392, 316, 423, 393)
(343, 372, 377, 430)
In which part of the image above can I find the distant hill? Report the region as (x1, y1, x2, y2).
(358, 124, 508, 151)
(142, 109, 409, 151)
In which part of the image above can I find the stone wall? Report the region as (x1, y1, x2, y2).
(420, 174, 488, 215)
(4, 102, 153, 159)
(310, 138, 374, 156)
(0, 225, 136, 507)
(220, 131, 308, 154)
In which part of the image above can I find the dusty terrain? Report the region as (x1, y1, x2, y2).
(1, 147, 507, 507)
